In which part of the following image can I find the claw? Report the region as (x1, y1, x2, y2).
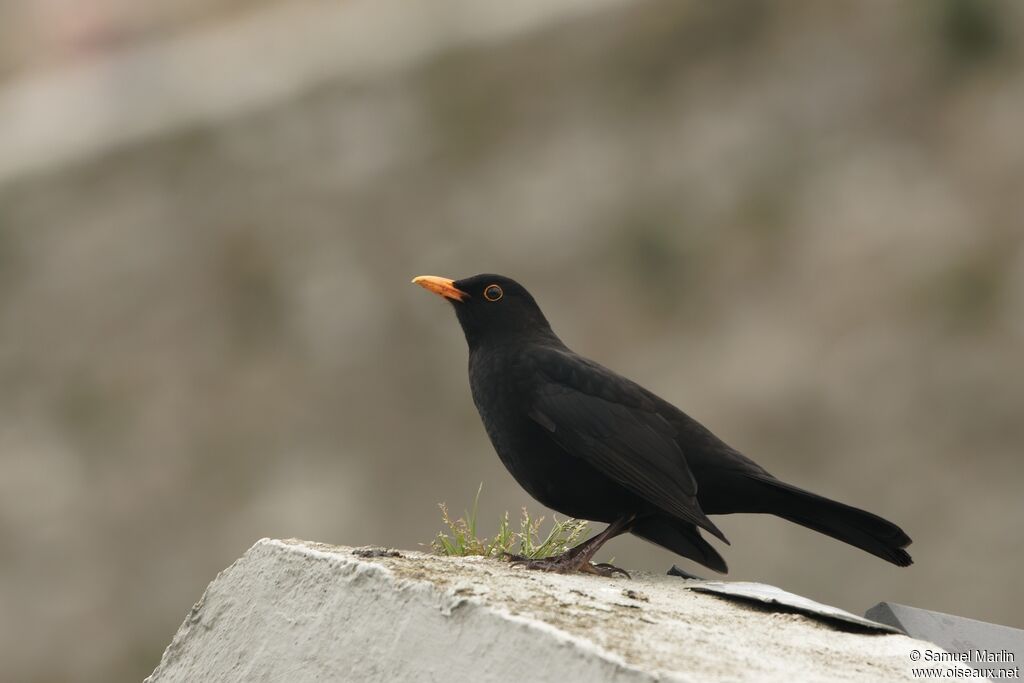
(591, 562, 631, 579)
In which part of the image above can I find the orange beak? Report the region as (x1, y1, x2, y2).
(411, 275, 469, 302)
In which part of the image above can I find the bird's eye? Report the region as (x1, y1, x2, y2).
(484, 284, 503, 302)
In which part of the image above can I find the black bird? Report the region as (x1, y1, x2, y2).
(413, 274, 912, 576)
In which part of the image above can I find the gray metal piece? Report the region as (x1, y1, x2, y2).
(667, 564, 706, 581)
(684, 580, 903, 634)
(866, 602, 1023, 676)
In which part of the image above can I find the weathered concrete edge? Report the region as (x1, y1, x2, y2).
(145, 538, 669, 683)
(266, 539, 664, 681)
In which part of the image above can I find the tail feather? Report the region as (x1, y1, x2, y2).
(632, 516, 729, 573)
(745, 475, 913, 567)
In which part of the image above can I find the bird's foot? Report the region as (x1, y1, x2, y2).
(501, 516, 635, 578)
(503, 552, 630, 578)
(500, 551, 530, 563)
(499, 541, 586, 565)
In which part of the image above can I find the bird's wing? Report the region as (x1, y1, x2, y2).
(528, 349, 726, 542)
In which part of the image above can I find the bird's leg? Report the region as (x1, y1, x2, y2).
(505, 515, 636, 578)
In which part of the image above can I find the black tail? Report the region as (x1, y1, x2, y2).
(742, 475, 913, 567)
(632, 516, 729, 573)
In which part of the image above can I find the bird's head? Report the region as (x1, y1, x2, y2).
(412, 273, 556, 349)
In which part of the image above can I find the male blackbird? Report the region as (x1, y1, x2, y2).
(413, 273, 912, 576)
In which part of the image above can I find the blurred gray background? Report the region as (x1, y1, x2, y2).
(1, 0, 1023, 681)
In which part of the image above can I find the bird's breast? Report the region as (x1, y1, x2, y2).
(465, 347, 639, 521)
(467, 349, 530, 446)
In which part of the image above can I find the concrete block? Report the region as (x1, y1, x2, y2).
(147, 539, 971, 682)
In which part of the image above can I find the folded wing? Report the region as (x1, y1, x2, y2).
(528, 350, 726, 543)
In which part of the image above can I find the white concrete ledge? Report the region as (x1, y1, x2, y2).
(146, 539, 965, 682)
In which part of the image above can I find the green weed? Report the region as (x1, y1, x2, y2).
(431, 484, 589, 559)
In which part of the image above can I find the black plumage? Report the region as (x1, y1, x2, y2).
(413, 273, 912, 576)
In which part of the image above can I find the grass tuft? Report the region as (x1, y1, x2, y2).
(431, 484, 589, 559)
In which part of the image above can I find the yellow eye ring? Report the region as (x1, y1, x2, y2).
(484, 284, 503, 302)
